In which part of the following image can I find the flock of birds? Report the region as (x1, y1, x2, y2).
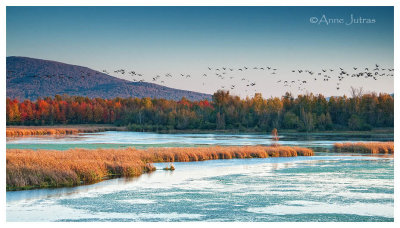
(7, 63, 394, 95)
(104, 64, 394, 94)
(103, 66, 281, 93)
(276, 64, 394, 92)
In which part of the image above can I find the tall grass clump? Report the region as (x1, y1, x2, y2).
(7, 145, 313, 190)
(333, 142, 394, 154)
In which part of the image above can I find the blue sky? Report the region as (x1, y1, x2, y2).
(7, 6, 394, 97)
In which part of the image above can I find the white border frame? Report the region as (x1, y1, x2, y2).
(0, 1, 398, 228)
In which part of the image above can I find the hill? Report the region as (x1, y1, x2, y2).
(6, 56, 211, 101)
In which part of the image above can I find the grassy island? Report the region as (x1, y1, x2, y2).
(6, 145, 313, 190)
(333, 142, 394, 154)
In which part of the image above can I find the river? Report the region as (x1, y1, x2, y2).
(6, 131, 394, 222)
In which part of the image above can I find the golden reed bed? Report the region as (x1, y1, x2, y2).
(6, 126, 122, 137)
(333, 142, 394, 154)
(6, 146, 313, 190)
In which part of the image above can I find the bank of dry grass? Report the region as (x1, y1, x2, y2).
(6, 125, 123, 137)
(6, 145, 313, 190)
(333, 142, 394, 154)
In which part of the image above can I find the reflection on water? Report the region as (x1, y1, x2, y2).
(6, 176, 148, 203)
(6, 131, 394, 150)
(7, 155, 394, 222)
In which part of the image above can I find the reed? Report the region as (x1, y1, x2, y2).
(333, 142, 394, 154)
(6, 126, 122, 137)
(6, 145, 313, 190)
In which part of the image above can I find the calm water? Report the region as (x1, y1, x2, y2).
(6, 132, 394, 222)
(6, 131, 393, 150)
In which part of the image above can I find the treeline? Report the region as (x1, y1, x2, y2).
(6, 91, 394, 132)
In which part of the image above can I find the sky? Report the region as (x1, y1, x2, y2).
(6, 6, 394, 98)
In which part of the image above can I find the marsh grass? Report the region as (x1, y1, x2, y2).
(333, 142, 394, 154)
(6, 145, 313, 190)
(6, 126, 122, 137)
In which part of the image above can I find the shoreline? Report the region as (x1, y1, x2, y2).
(6, 125, 127, 137)
(6, 124, 394, 137)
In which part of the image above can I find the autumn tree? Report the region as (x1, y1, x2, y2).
(5, 91, 394, 132)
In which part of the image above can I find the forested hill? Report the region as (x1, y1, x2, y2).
(6, 56, 211, 101)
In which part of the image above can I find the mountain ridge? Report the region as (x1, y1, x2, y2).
(6, 56, 212, 101)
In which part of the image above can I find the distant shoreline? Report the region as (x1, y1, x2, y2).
(6, 125, 126, 137)
(6, 124, 394, 137)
